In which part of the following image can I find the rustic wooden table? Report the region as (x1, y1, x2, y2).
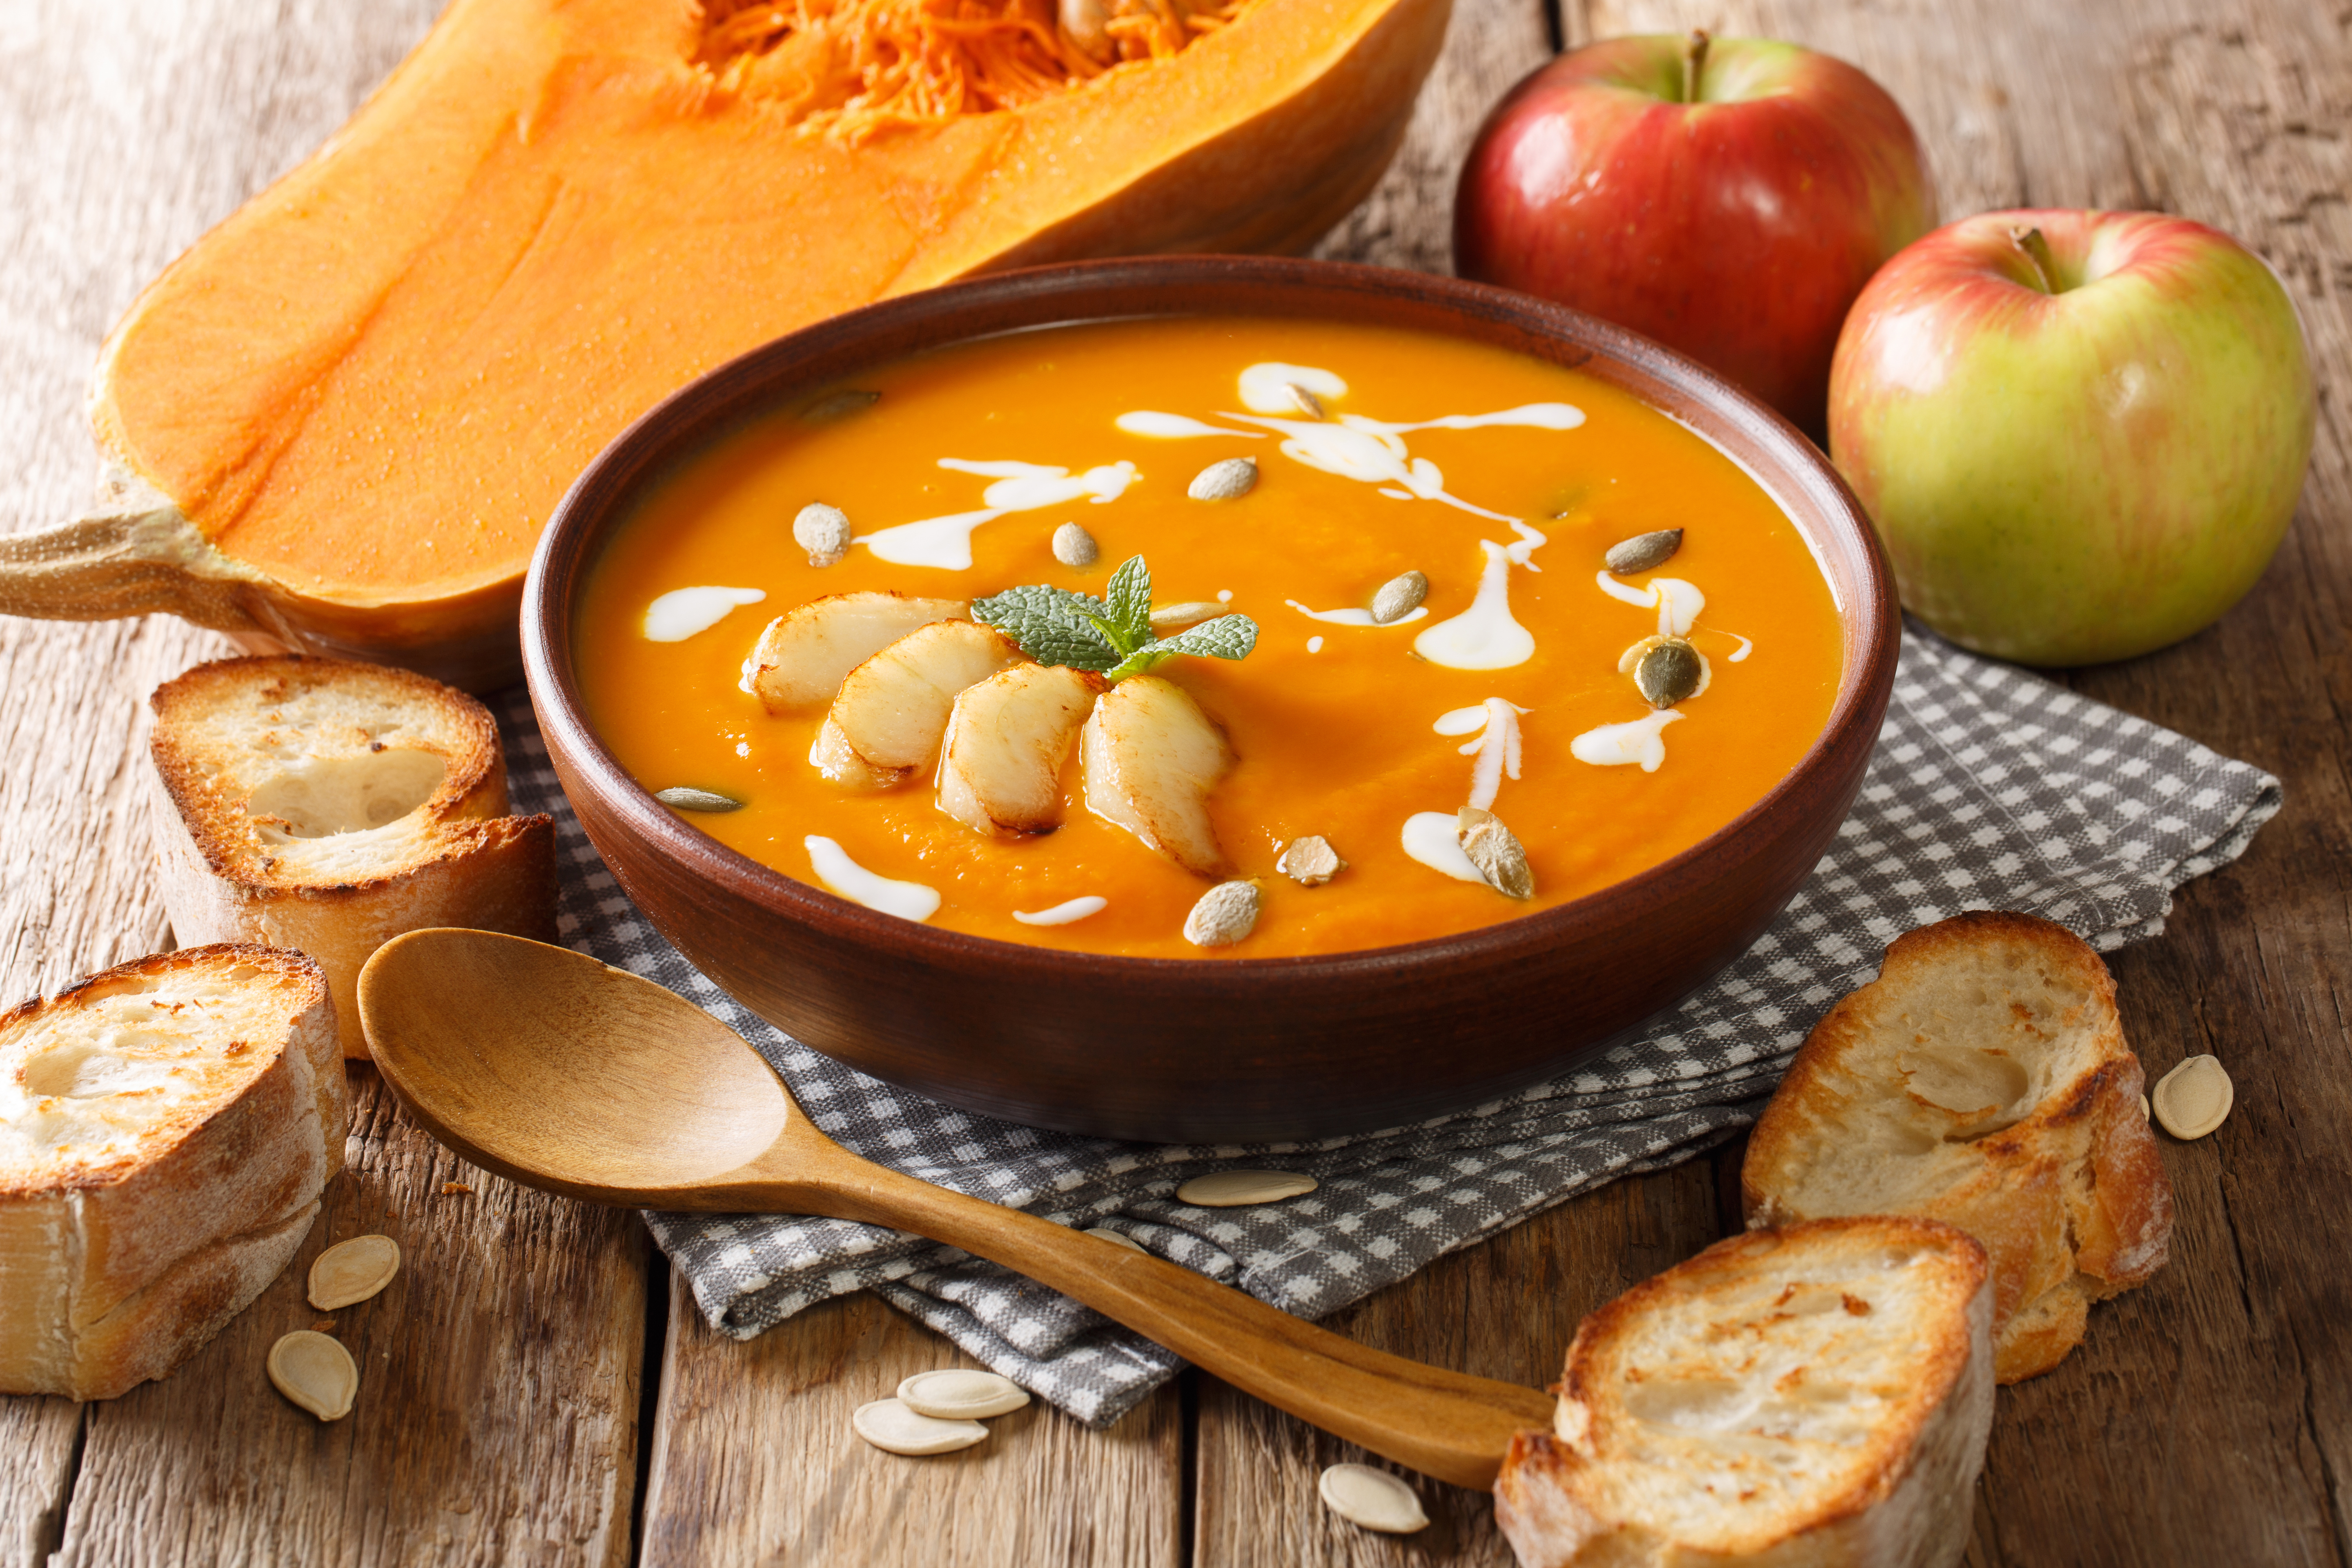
(3, 0, 2345, 1563)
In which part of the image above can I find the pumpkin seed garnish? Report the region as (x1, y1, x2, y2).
(656, 786, 744, 812)
(1276, 835, 1345, 886)
(1188, 457, 1258, 501)
(1149, 600, 1224, 630)
(1183, 879, 1261, 947)
(794, 501, 852, 568)
(1286, 381, 1327, 419)
(267, 1330, 359, 1422)
(1457, 806, 1533, 900)
(800, 388, 880, 423)
(1633, 638, 1705, 708)
(1052, 520, 1100, 568)
(1605, 528, 1684, 574)
(1369, 570, 1428, 625)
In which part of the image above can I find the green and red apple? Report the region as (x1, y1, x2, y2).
(1454, 31, 1936, 431)
(1829, 209, 2314, 666)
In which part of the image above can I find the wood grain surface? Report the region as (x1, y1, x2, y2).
(4, 0, 2350, 1564)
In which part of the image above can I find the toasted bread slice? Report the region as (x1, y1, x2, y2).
(0, 944, 343, 1400)
(148, 655, 557, 1058)
(1741, 911, 2172, 1383)
(1495, 1217, 1993, 1568)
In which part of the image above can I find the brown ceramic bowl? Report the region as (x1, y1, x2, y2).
(523, 257, 1898, 1143)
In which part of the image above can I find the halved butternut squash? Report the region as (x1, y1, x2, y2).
(0, 0, 1448, 688)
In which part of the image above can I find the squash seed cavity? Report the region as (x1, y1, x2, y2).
(794, 502, 852, 567)
(1319, 1463, 1430, 1534)
(268, 1330, 359, 1422)
(852, 1398, 988, 1456)
(1276, 835, 1345, 886)
(1053, 521, 1100, 568)
(1150, 600, 1225, 631)
(1189, 457, 1258, 501)
(1458, 806, 1533, 900)
(2152, 1055, 2232, 1140)
(308, 1234, 400, 1311)
(897, 1369, 1031, 1420)
(656, 786, 744, 812)
(1176, 1169, 1318, 1207)
(1605, 528, 1683, 574)
(1369, 570, 1428, 625)
(1184, 880, 1261, 947)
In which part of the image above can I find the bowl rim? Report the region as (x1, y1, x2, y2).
(523, 255, 1899, 983)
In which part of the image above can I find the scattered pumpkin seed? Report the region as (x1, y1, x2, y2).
(1605, 528, 1684, 574)
(851, 1398, 988, 1457)
(2151, 1055, 2232, 1140)
(794, 502, 852, 568)
(897, 1369, 1031, 1421)
(1276, 835, 1346, 886)
(800, 388, 880, 423)
(655, 786, 744, 813)
(1150, 600, 1225, 630)
(1189, 457, 1258, 501)
(308, 1234, 400, 1311)
(1369, 570, 1428, 625)
(1052, 520, 1100, 568)
(1183, 880, 1261, 947)
(1458, 806, 1534, 900)
(1286, 381, 1327, 419)
(1319, 1463, 1430, 1534)
(1085, 1225, 1147, 1253)
(2141, 1094, 2152, 1120)
(267, 1330, 359, 1422)
(1176, 1169, 1318, 1207)
(1634, 639, 1706, 708)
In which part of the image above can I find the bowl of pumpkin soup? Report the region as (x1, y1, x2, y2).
(523, 257, 1898, 1141)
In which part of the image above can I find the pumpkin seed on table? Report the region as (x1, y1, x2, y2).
(1052, 520, 1100, 568)
(1369, 570, 1427, 624)
(268, 1330, 359, 1422)
(1276, 835, 1345, 886)
(308, 1234, 400, 1310)
(1189, 457, 1258, 501)
(794, 502, 852, 568)
(897, 1368, 1031, 1420)
(655, 786, 744, 812)
(852, 1398, 988, 1456)
(1633, 638, 1706, 708)
(1319, 1463, 1430, 1534)
(1184, 880, 1261, 947)
(800, 388, 880, 423)
(1085, 1225, 1147, 1253)
(1605, 528, 1683, 574)
(2152, 1055, 2233, 1139)
(1458, 806, 1534, 899)
(1176, 1169, 1318, 1207)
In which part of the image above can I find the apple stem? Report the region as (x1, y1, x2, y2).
(2008, 225, 2060, 293)
(1682, 29, 1710, 102)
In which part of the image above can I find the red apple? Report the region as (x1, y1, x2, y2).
(1454, 32, 1936, 432)
(1828, 209, 2314, 666)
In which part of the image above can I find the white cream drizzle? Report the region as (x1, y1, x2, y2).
(643, 586, 765, 643)
(1570, 709, 1684, 773)
(1462, 697, 1525, 809)
(1415, 542, 1533, 669)
(1238, 362, 1348, 412)
(1223, 413, 1521, 523)
(1114, 411, 1262, 440)
(1307, 636, 1325, 653)
(859, 459, 1136, 570)
(804, 836, 942, 921)
(1400, 812, 1486, 883)
(1595, 571, 1706, 637)
(1013, 896, 1107, 926)
(1284, 601, 1429, 627)
(1724, 633, 1754, 662)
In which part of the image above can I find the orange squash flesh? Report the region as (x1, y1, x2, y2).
(78, 0, 1447, 686)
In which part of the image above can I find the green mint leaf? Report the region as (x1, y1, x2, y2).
(1102, 615, 1259, 682)
(1102, 555, 1154, 653)
(971, 584, 1119, 672)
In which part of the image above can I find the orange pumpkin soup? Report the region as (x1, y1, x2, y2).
(577, 316, 1842, 958)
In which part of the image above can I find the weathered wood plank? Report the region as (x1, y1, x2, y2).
(0, 1396, 82, 1568)
(640, 1272, 1183, 1567)
(49, 1070, 649, 1568)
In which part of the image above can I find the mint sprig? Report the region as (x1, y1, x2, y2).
(973, 555, 1257, 682)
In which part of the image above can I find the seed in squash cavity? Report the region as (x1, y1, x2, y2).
(268, 1331, 359, 1422)
(1058, 0, 1115, 63)
(1149, 600, 1223, 631)
(1458, 806, 1533, 900)
(1369, 570, 1427, 624)
(1189, 457, 1258, 501)
(1183, 880, 1260, 947)
(1287, 382, 1327, 419)
(801, 388, 880, 423)
(795, 502, 852, 567)
(1053, 521, 1100, 568)
(1605, 528, 1683, 574)
(1276, 836, 1345, 886)
(656, 786, 744, 812)
(1319, 1463, 1430, 1533)
(2152, 1055, 2232, 1140)
(308, 1234, 400, 1311)
(1634, 639, 1705, 708)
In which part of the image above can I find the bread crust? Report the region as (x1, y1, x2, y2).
(1741, 911, 2173, 1382)
(148, 654, 557, 1057)
(0, 944, 343, 1400)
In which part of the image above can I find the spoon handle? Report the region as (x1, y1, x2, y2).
(773, 1143, 1553, 1490)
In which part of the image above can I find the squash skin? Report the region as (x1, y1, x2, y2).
(26, 0, 1450, 690)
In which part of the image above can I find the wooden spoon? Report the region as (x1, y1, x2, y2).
(358, 928, 1553, 1488)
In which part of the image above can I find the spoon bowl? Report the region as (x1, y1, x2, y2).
(359, 927, 1555, 1489)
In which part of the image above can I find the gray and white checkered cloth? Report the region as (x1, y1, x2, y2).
(495, 623, 2278, 1425)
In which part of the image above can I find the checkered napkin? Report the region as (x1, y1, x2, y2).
(494, 623, 2279, 1425)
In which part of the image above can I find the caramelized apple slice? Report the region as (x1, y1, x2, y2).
(828, 620, 1028, 774)
(938, 665, 1107, 835)
(1080, 675, 1234, 877)
(747, 592, 968, 714)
